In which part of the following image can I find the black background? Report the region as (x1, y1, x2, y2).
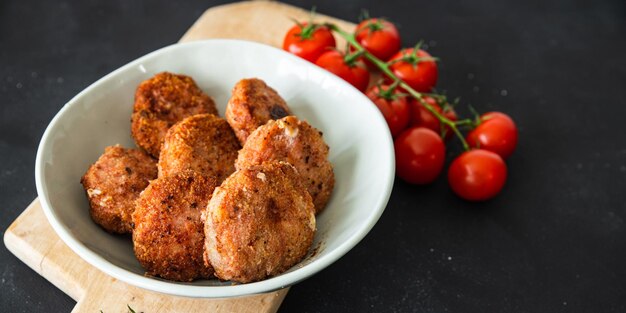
(1, 0, 625, 312)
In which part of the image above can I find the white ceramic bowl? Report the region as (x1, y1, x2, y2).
(35, 39, 394, 298)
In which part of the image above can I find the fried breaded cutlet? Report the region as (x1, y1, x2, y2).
(81, 145, 157, 234)
(132, 171, 217, 281)
(225, 78, 292, 145)
(236, 116, 334, 214)
(204, 161, 316, 283)
(131, 72, 218, 157)
(158, 113, 240, 182)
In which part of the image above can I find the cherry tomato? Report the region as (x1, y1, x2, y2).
(366, 85, 411, 137)
(394, 127, 446, 185)
(409, 97, 458, 140)
(388, 48, 438, 92)
(354, 18, 401, 61)
(283, 23, 336, 63)
(315, 50, 370, 92)
(448, 149, 507, 201)
(466, 112, 518, 159)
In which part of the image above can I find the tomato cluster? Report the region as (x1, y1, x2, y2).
(283, 17, 518, 202)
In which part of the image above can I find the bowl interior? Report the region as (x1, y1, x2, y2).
(36, 39, 394, 297)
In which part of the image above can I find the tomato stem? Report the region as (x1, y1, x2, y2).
(298, 23, 321, 40)
(327, 24, 470, 151)
(364, 19, 385, 33)
(296, 7, 322, 40)
(375, 79, 400, 100)
(454, 119, 475, 126)
(343, 50, 364, 66)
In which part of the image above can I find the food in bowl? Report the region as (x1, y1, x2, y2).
(80, 145, 157, 234)
(131, 72, 219, 158)
(236, 116, 334, 214)
(226, 78, 293, 145)
(81, 72, 333, 283)
(158, 113, 240, 181)
(204, 161, 315, 283)
(133, 170, 217, 281)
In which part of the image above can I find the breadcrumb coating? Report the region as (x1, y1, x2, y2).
(226, 78, 292, 145)
(131, 72, 218, 157)
(158, 113, 240, 182)
(204, 161, 316, 283)
(132, 171, 217, 281)
(81, 145, 157, 234)
(236, 116, 334, 214)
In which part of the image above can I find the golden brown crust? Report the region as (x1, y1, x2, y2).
(204, 161, 316, 283)
(235, 116, 334, 214)
(132, 171, 217, 281)
(80, 145, 157, 234)
(131, 72, 218, 157)
(225, 78, 292, 145)
(158, 114, 240, 182)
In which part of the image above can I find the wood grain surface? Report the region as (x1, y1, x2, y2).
(3, 2, 355, 312)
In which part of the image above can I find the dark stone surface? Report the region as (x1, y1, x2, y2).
(1, 0, 624, 312)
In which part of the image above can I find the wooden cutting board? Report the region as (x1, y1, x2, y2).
(3, 2, 355, 312)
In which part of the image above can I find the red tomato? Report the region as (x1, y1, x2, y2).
(394, 127, 446, 184)
(409, 97, 458, 140)
(283, 23, 336, 62)
(448, 149, 507, 201)
(315, 50, 370, 92)
(388, 48, 438, 92)
(466, 112, 518, 159)
(354, 18, 401, 61)
(366, 85, 411, 137)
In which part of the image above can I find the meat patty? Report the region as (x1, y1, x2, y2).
(131, 72, 218, 157)
(225, 78, 292, 145)
(132, 171, 217, 281)
(81, 145, 157, 234)
(158, 114, 240, 182)
(204, 161, 315, 283)
(235, 116, 334, 214)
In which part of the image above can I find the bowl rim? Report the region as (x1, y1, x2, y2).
(35, 39, 395, 298)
